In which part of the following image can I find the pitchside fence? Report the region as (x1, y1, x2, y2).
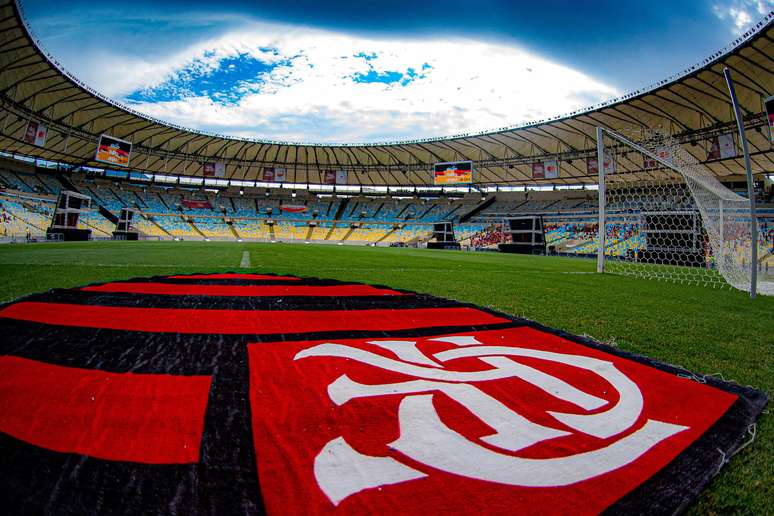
(596, 127, 772, 297)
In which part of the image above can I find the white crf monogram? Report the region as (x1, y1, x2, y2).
(294, 335, 688, 506)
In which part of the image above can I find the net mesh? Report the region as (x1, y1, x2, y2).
(599, 128, 773, 296)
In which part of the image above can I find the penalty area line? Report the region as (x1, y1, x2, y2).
(239, 250, 251, 269)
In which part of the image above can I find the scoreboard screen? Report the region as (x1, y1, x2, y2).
(95, 134, 132, 168)
(433, 161, 473, 185)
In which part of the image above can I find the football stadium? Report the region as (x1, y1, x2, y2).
(0, 0, 773, 514)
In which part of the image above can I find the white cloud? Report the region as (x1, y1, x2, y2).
(71, 21, 620, 143)
(712, 0, 772, 34)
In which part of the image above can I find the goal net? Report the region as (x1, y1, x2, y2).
(596, 127, 773, 296)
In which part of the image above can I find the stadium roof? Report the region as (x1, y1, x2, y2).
(0, 0, 772, 187)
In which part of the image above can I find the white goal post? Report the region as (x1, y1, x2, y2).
(595, 126, 772, 297)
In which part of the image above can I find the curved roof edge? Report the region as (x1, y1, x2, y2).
(13, 0, 774, 147)
(1, 0, 772, 186)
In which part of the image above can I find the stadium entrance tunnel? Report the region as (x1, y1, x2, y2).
(0, 273, 766, 514)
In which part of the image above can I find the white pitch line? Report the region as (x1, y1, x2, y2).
(239, 250, 251, 269)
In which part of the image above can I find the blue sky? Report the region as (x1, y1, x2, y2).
(22, 0, 773, 143)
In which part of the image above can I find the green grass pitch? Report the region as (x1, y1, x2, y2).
(0, 241, 771, 513)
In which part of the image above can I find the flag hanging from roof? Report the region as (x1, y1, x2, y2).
(586, 153, 614, 175)
(263, 167, 287, 182)
(707, 133, 736, 160)
(544, 160, 559, 179)
(23, 120, 47, 147)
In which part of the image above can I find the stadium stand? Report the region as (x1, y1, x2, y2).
(2, 166, 771, 255)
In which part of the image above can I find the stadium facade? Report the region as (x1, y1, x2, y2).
(0, 0, 772, 268)
(0, 4, 772, 513)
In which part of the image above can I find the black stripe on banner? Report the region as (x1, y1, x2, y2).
(605, 395, 766, 515)
(198, 344, 264, 515)
(0, 317, 522, 374)
(0, 319, 236, 375)
(118, 277, 368, 287)
(19, 289, 456, 311)
(73, 273, 421, 292)
(0, 432, 202, 516)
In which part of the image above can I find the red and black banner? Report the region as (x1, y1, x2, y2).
(181, 199, 212, 210)
(280, 205, 307, 214)
(0, 273, 766, 515)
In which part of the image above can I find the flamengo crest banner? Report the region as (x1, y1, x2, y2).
(95, 134, 132, 167)
(0, 273, 765, 515)
(23, 120, 47, 147)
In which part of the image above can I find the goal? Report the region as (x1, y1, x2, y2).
(595, 127, 772, 297)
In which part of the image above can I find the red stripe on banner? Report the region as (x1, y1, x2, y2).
(82, 282, 407, 297)
(0, 302, 507, 334)
(167, 274, 301, 280)
(0, 356, 211, 464)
